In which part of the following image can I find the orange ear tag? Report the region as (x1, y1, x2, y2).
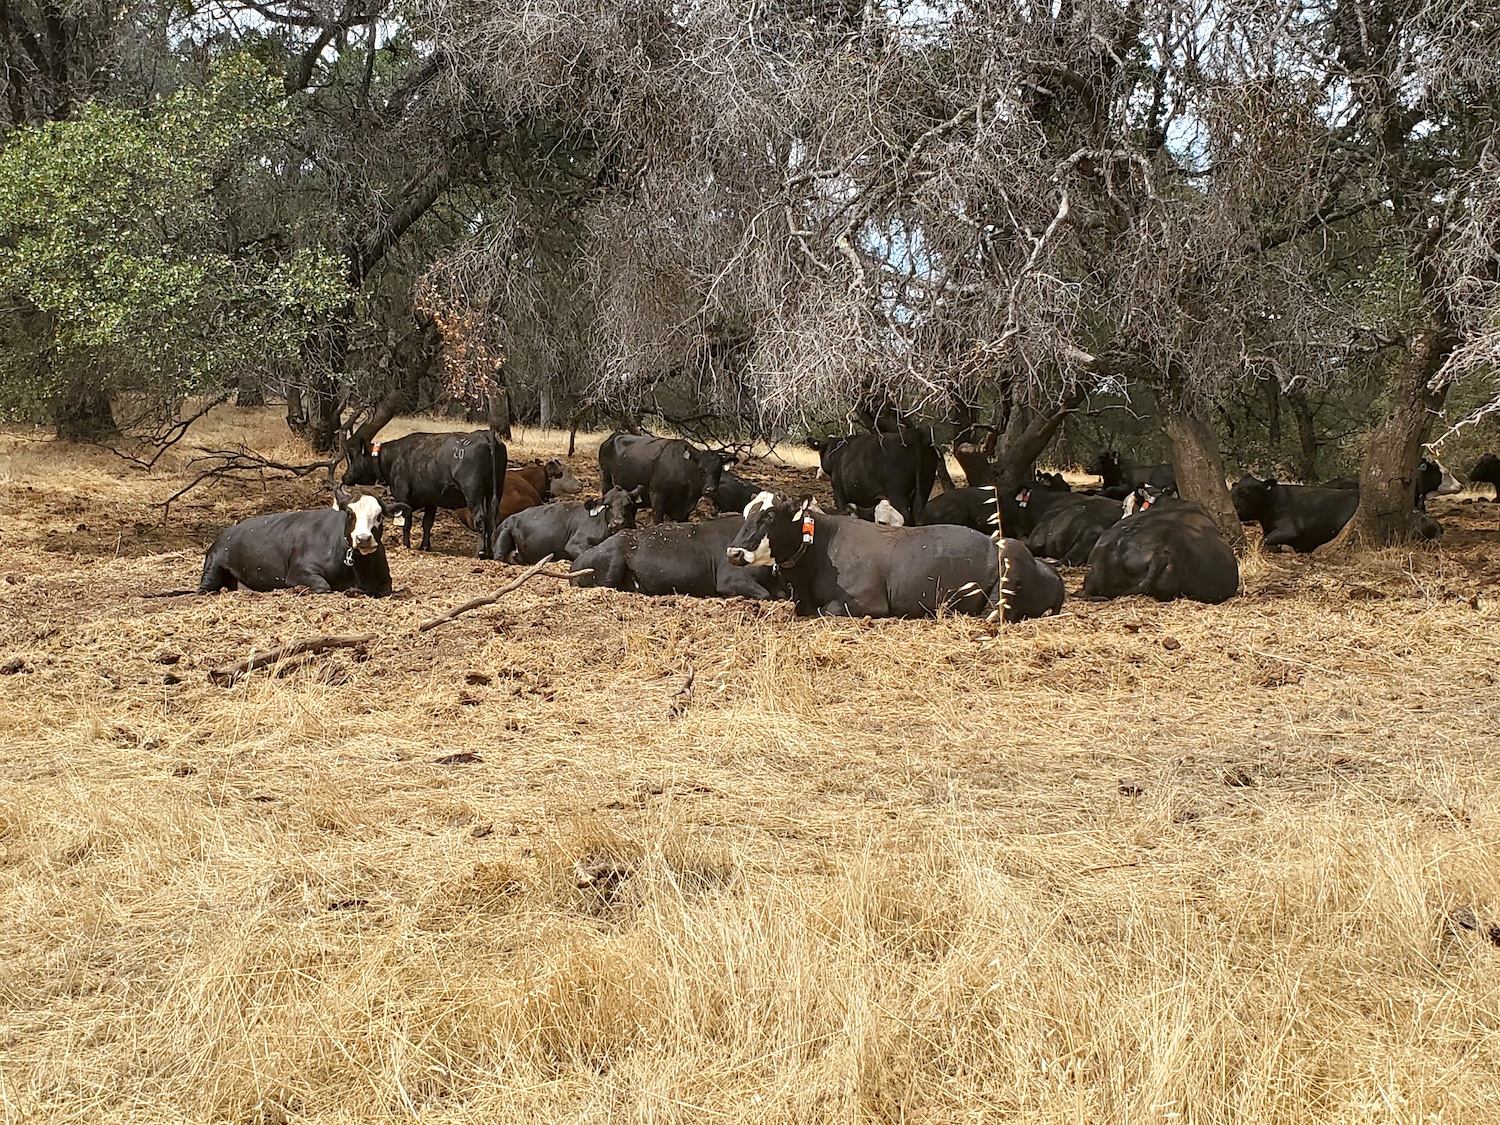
(1017, 489, 1031, 507)
(801, 514, 816, 542)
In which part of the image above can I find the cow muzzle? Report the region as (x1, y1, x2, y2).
(352, 534, 379, 555)
(727, 538, 772, 567)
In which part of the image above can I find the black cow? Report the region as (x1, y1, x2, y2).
(597, 433, 735, 523)
(1469, 453, 1500, 500)
(197, 491, 409, 597)
(571, 516, 785, 600)
(1088, 450, 1177, 500)
(1230, 474, 1359, 553)
(1082, 499, 1239, 604)
(493, 485, 646, 564)
(712, 469, 760, 515)
(1034, 471, 1071, 491)
(808, 429, 939, 523)
(342, 429, 506, 558)
(1415, 457, 1461, 510)
(726, 492, 1064, 621)
(1026, 495, 1124, 565)
(917, 484, 1085, 538)
(1322, 459, 1458, 509)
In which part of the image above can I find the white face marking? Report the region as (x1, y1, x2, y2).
(873, 498, 905, 527)
(728, 537, 773, 567)
(1122, 493, 1142, 517)
(743, 490, 777, 519)
(348, 495, 383, 553)
(1436, 466, 1461, 495)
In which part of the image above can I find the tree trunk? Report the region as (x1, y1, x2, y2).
(1287, 390, 1319, 482)
(538, 385, 554, 431)
(992, 390, 1082, 488)
(53, 371, 118, 442)
(1161, 410, 1246, 550)
(235, 373, 266, 408)
(286, 372, 343, 453)
(1344, 325, 1452, 546)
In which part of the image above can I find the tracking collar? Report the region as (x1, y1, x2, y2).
(774, 502, 817, 572)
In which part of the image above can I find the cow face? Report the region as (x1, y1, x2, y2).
(1229, 474, 1275, 522)
(335, 489, 407, 554)
(1417, 458, 1461, 497)
(728, 491, 795, 567)
(545, 459, 584, 497)
(693, 448, 736, 497)
(594, 486, 644, 534)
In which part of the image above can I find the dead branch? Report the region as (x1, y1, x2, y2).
(208, 633, 375, 685)
(417, 556, 588, 631)
(110, 394, 229, 470)
(160, 446, 338, 519)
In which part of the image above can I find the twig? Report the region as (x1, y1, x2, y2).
(417, 557, 587, 632)
(208, 633, 375, 685)
(160, 446, 337, 520)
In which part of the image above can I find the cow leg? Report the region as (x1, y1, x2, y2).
(419, 508, 437, 551)
(717, 569, 772, 600)
(288, 571, 334, 593)
(651, 493, 666, 525)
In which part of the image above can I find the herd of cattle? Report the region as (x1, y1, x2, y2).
(191, 426, 1500, 621)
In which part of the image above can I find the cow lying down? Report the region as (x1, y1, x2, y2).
(493, 486, 645, 564)
(1082, 490, 1238, 604)
(197, 490, 409, 597)
(727, 492, 1063, 622)
(571, 516, 786, 600)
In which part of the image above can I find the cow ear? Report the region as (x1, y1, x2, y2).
(333, 486, 352, 510)
(1264, 477, 1278, 488)
(683, 448, 693, 460)
(630, 485, 648, 502)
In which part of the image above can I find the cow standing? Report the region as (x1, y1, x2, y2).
(1088, 450, 1177, 500)
(597, 434, 735, 523)
(808, 429, 940, 523)
(197, 490, 409, 597)
(1469, 454, 1500, 500)
(342, 429, 507, 559)
(726, 492, 1063, 621)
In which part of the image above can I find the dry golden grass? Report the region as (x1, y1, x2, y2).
(2, 407, 1500, 1123)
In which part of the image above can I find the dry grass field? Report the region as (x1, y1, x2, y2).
(2, 406, 1500, 1124)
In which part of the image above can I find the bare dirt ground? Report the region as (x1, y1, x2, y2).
(2, 407, 1499, 1124)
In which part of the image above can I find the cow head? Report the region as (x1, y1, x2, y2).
(590, 485, 646, 534)
(341, 436, 381, 487)
(334, 488, 409, 554)
(545, 459, 584, 497)
(1468, 453, 1500, 489)
(690, 447, 736, 496)
(1417, 457, 1461, 498)
(1228, 473, 1274, 522)
(1034, 471, 1070, 492)
(1122, 484, 1168, 518)
(1086, 450, 1122, 484)
(728, 491, 804, 568)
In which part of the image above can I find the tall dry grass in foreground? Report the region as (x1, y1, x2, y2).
(1, 409, 1499, 1123)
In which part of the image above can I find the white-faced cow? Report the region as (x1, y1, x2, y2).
(1082, 491, 1238, 604)
(342, 428, 506, 558)
(727, 492, 1063, 622)
(493, 486, 646, 564)
(197, 490, 410, 597)
(597, 433, 735, 523)
(1469, 453, 1500, 500)
(807, 429, 940, 523)
(571, 516, 786, 600)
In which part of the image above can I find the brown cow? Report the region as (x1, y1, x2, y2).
(458, 459, 584, 530)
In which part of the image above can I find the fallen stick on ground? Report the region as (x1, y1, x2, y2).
(418, 557, 589, 632)
(208, 634, 375, 684)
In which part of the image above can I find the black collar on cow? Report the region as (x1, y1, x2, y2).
(774, 503, 817, 573)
